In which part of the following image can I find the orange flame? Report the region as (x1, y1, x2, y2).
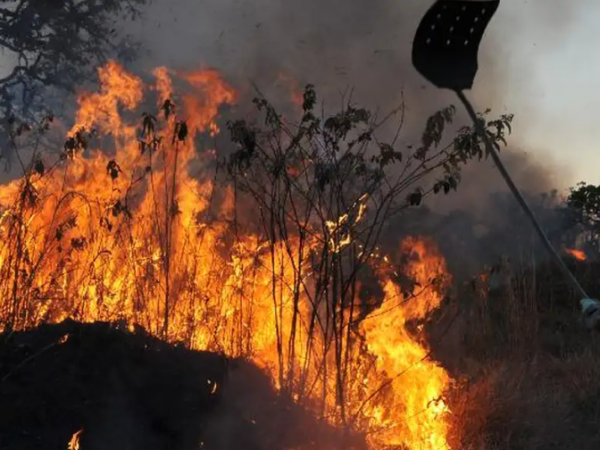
(0, 62, 454, 450)
(68, 429, 83, 450)
(361, 237, 452, 449)
(566, 248, 587, 261)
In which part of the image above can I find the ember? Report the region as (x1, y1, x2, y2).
(566, 248, 587, 261)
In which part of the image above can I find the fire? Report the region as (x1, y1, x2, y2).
(0, 62, 454, 449)
(360, 237, 452, 449)
(68, 429, 83, 450)
(566, 248, 587, 261)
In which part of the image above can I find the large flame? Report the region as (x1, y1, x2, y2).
(0, 62, 453, 450)
(360, 237, 451, 449)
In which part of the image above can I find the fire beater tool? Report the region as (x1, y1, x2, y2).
(411, 0, 600, 329)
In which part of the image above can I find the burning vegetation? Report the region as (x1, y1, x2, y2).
(1, 2, 600, 450)
(566, 248, 587, 261)
(0, 60, 502, 450)
(1, 58, 600, 450)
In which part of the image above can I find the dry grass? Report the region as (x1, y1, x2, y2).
(448, 352, 600, 450)
(435, 257, 600, 449)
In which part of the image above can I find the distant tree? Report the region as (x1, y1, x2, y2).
(565, 181, 600, 256)
(0, 0, 148, 120)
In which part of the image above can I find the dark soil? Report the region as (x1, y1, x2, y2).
(0, 320, 361, 450)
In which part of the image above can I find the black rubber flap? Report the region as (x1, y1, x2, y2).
(412, 0, 500, 90)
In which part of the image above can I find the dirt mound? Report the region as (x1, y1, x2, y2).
(0, 320, 360, 450)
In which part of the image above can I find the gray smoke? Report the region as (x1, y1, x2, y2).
(125, 0, 571, 192)
(120, 0, 580, 274)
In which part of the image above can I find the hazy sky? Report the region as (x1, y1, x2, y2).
(474, 0, 600, 186)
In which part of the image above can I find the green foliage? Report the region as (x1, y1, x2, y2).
(451, 111, 514, 162)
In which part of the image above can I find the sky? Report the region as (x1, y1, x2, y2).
(475, 0, 600, 186)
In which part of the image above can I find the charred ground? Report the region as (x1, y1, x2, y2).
(0, 321, 362, 450)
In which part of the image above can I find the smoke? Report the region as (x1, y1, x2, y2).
(120, 0, 579, 271)
(126, 0, 570, 178)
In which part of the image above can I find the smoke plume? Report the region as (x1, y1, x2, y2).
(126, 0, 570, 189)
